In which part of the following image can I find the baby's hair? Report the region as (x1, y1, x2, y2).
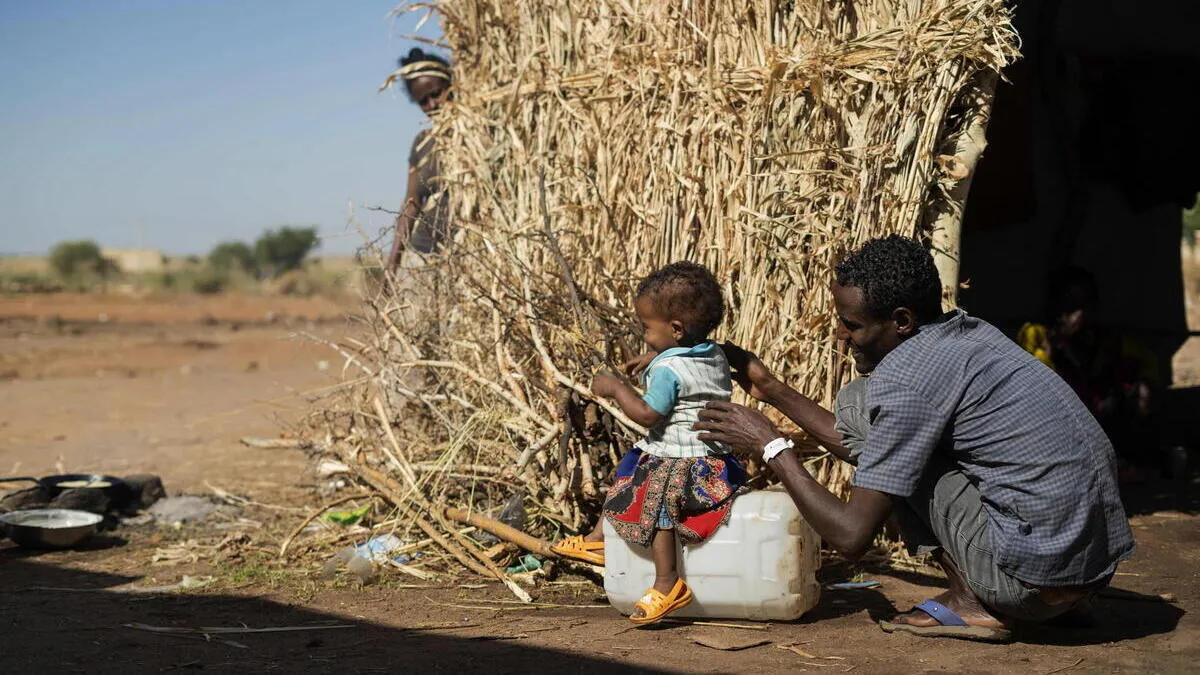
(636, 261, 724, 339)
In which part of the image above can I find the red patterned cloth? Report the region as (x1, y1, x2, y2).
(603, 448, 749, 547)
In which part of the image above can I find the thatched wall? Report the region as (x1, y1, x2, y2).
(310, 0, 1017, 559)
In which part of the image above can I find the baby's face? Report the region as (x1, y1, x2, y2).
(635, 295, 681, 353)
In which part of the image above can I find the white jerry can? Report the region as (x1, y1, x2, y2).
(603, 488, 822, 621)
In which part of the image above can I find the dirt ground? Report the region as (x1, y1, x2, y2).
(1, 293, 1198, 674)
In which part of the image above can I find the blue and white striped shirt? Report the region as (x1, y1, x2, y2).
(636, 341, 732, 458)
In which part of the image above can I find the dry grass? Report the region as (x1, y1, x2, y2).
(303, 0, 1018, 572)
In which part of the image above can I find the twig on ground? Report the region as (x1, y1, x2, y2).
(1044, 658, 1085, 675)
(662, 619, 769, 631)
(239, 437, 311, 450)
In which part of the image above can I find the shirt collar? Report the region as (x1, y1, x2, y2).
(646, 340, 719, 370)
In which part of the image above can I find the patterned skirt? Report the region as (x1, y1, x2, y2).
(603, 448, 749, 548)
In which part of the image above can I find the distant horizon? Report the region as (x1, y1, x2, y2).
(0, 249, 364, 260)
(1, 2, 446, 257)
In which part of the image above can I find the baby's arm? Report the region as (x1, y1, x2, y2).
(591, 372, 663, 427)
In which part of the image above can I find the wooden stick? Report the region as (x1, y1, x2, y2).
(662, 619, 769, 631)
(240, 437, 311, 450)
(349, 460, 532, 602)
(443, 506, 557, 557)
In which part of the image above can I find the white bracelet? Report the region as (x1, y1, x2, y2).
(762, 437, 794, 463)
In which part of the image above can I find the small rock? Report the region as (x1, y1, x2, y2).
(50, 488, 110, 515)
(121, 474, 167, 511)
(346, 554, 375, 585)
(0, 486, 51, 511)
(316, 360, 329, 372)
(245, 361, 259, 373)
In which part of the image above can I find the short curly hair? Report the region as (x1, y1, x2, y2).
(834, 235, 942, 321)
(636, 261, 724, 339)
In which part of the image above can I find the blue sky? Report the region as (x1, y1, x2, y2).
(0, 1, 442, 256)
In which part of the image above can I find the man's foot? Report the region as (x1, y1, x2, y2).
(880, 549, 1013, 642)
(880, 594, 1013, 643)
(1043, 597, 1097, 629)
(887, 589, 1009, 630)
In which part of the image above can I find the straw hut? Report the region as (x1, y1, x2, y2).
(302, 0, 1018, 575)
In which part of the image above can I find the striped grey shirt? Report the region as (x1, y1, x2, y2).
(636, 341, 732, 458)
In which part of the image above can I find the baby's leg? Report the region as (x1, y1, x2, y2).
(631, 528, 680, 619)
(583, 519, 604, 543)
(650, 528, 680, 593)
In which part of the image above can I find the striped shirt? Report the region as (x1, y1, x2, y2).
(636, 341, 733, 458)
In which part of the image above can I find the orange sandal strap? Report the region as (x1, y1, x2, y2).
(630, 579, 693, 625)
(551, 535, 605, 565)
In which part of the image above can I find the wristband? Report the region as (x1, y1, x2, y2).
(762, 437, 794, 463)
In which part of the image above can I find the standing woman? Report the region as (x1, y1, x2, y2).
(385, 48, 453, 276)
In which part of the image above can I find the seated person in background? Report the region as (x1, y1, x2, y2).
(1017, 266, 1164, 482)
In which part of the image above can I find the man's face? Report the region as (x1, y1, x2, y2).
(831, 281, 904, 374)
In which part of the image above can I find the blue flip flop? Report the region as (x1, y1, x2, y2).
(879, 599, 1013, 643)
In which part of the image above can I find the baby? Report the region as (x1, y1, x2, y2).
(553, 261, 748, 625)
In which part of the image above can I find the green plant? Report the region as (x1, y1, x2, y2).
(208, 241, 257, 275)
(254, 226, 320, 278)
(48, 240, 106, 279)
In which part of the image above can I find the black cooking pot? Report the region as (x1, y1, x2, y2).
(0, 474, 132, 505)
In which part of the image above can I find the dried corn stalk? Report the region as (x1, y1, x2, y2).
(307, 0, 1018, 554)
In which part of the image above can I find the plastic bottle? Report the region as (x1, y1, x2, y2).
(603, 488, 821, 621)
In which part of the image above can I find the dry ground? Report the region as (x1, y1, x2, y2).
(0, 292, 1197, 674)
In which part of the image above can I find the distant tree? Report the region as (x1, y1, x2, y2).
(48, 240, 107, 279)
(254, 226, 319, 278)
(208, 241, 257, 275)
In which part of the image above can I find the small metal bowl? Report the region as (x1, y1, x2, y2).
(0, 508, 103, 549)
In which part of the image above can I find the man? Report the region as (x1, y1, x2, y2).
(695, 235, 1134, 642)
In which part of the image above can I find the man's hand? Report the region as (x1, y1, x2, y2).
(622, 352, 657, 378)
(591, 371, 623, 398)
(694, 401, 782, 457)
(721, 342, 778, 403)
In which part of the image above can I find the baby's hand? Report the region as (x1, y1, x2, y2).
(622, 352, 657, 378)
(591, 371, 623, 398)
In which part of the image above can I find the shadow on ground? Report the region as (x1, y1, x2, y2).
(0, 556, 668, 674)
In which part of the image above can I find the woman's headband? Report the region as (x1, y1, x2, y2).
(379, 60, 452, 92)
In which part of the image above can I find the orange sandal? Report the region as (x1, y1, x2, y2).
(551, 535, 605, 565)
(630, 578, 693, 625)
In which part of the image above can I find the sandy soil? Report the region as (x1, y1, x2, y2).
(1, 292, 1198, 674)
